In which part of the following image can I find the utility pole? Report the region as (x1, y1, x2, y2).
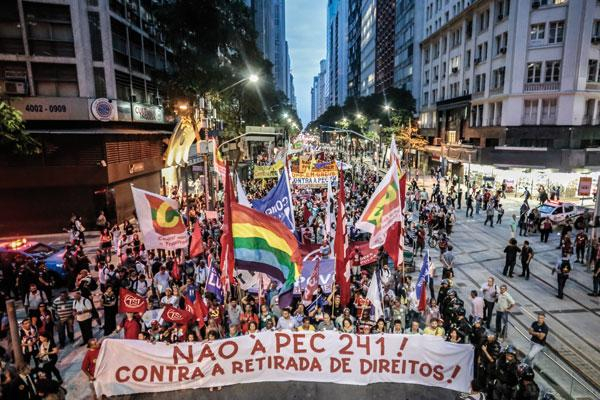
(6, 299, 25, 369)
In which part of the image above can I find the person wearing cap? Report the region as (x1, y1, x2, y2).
(478, 331, 501, 398)
(494, 345, 519, 400)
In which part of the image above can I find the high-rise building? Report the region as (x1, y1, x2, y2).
(374, 0, 396, 93)
(249, 0, 291, 100)
(347, 0, 362, 99)
(0, 0, 174, 234)
(327, 0, 349, 106)
(360, 0, 377, 96)
(311, 59, 329, 120)
(394, 0, 424, 108)
(419, 0, 600, 172)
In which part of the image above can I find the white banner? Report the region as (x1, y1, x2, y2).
(291, 175, 338, 187)
(94, 332, 473, 397)
(131, 187, 188, 250)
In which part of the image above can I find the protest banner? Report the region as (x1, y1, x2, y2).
(253, 161, 284, 179)
(291, 174, 338, 188)
(577, 176, 593, 196)
(93, 331, 473, 397)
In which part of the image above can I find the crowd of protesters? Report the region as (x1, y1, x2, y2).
(0, 152, 580, 399)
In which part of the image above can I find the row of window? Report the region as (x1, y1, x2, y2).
(469, 98, 558, 128)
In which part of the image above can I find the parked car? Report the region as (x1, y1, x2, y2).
(536, 201, 588, 227)
(0, 239, 68, 283)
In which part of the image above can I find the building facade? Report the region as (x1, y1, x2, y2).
(249, 0, 293, 101)
(394, 0, 425, 109)
(374, 0, 396, 93)
(327, 0, 349, 107)
(311, 59, 329, 121)
(418, 0, 600, 172)
(347, 0, 362, 99)
(360, 0, 377, 96)
(0, 0, 174, 234)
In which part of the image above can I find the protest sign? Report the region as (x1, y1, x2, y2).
(254, 161, 284, 179)
(94, 331, 473, 397)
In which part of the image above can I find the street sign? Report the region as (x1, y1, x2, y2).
(578, 177, 593, 196)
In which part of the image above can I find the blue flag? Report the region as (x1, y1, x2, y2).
(251, 168, 296, 231)
(415, 250, 430, 311)
(205, 264, 223, 303)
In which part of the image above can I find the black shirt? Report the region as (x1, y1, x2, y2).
(530, 321, 548, 345)
(521, 246, 534, 263)
(504, 245, 521, 263)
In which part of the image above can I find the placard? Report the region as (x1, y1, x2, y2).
(93, 332, 473, 397)
(578, 177, 593, 197)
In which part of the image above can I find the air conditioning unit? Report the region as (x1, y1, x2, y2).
(532, 1, 540, 9)
(497, 14, 504, 21)
(452, 67, 459, 73)
(500, 47, 507, 54)
(4, 81, 27, 95)
(474, 57, 481, 64)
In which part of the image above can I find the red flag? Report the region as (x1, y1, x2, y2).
(171, 263, 181, 282)
(384, 174, 407, 269)
(220, 163, 235, 287)
(184, 297, 195, 315)
(118, 288, 147, 314)
(189, 220, 204, 257)
(193, 292, 208, 328)
(302, 256, 321, 305)
(418, 284, 427, 312)
(161, 304, 194, 325)
(334, 170, 351, 306)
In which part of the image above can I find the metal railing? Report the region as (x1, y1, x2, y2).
(504, 319, 600, 399)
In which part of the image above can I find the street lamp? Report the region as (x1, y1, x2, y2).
(283, 112, 289, 119)
(248, 74, 259, 83)
(356, 113, 363, 119)
(219, 73, 261, 93)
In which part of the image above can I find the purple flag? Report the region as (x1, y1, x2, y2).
(205, 264, 224, 303)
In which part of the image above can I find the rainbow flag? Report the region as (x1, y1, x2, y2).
(231, 202, 302, 306)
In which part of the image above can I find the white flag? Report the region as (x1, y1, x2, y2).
(236, 175, 252, 208)
(366, 270, 383, 321)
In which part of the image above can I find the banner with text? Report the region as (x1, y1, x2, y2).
(94, 332, 473, 397)
(254, 161, 284, 179)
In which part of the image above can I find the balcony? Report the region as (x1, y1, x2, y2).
(586, 82, 600, 90)
(523, 82, 560, 92)
(472, 90, 485, 99)
(490, 86, 504, 95)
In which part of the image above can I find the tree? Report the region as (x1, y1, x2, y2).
(381, 112, 427, 164)
(153, 0, 295, 139)
(0, 101, 40, 155)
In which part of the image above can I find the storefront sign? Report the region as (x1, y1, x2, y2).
(9, 96, 90, 120)
(93, 333, 473, 397)
(90, 98, 116, 121)
(117, 101, 164, 123)
(253, 161, 284, 179)
(578, 177, 593, 196)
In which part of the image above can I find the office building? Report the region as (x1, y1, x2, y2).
(360, 0, 377, 96)
(374, 0, 396, 93)
(327, 0, 349, 106)
(0, 0, 175, 234)
(418, 0, 600, 172)
(347, 0, 362, 99)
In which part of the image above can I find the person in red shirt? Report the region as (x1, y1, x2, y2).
(81, 338, 101, 381)
(239, 304, 259, 333)
(115, 312, 141, 339)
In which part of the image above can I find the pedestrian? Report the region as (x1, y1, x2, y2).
(52, 291, 74, 348)
(102, 286, 118, 335)
(540, 217, 552, 243)
(81, 338, 101, 382)
(510, 214, 518, 238)
(72, 290, 94, 346)
(503, 238, 521, 277)
(495, 285, 515, 338)
(524, 313, 548, 368)
(36, 332, 62, 383)
(469, 290, 484, 322)
(441, 245, 455, 279)
(588, 257, 600, 297)
(552, 255, 571, 299)
(466, 194, 474, 218)
(518, 212, 527, 236)
(481, 277, 498, 329)
(575, 229, 588, 263)
(483, 204, 494, 227)
(23, 283, 48, 319)
(520, 241, 534, 279)
(496, 204, 504, 224)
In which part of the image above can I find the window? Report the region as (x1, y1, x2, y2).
(23, 2, 75, 57)
(495, 32, 508, 55)
(424, 70, 430, 84)
(433, 43, 440, 59)
(451, 56, 460, 73)
(478, 9, 490, 32)
(524, 99, 538, 124)
(433, 66, 439, 81)
(471, 106, 477, 127)
(88, 12, 103, 61)
(495, 102, 503, 125)
(464, 78, 470, 94)
(423, 91, 429, 105)
(584, 99, 595, 124)
(450, 82, 460, 97)
(496, 0, 510, 19)
(477, 104, 484, 126)
(488, 103, 496, 125)
(527, 62, 542, 83)
(432, 89, 438, 102)
(548, 21, 564, 44)
(530, 24, 545, 41)
(589, 60, 599, 82)
(32, 63, 79, 97)
(475, 73, 486, 92)
(492, 67, 505, 88)
(424, 48, 430, 64)
(540, 0, 567, 5)
(466, 19, 473, 39)
(441, 86, 446, 100)
(544, 60, 561, 82)
(541, 99, 557, 124)
(442, 62, 447, 78)
(476, 43, 488, 62)
(594, 20, 600, 39)
(93, 67, 106, 97)
(465, 50, 472, 68)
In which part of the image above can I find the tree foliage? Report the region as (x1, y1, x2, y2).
(381, 112, 428, 159)
(153, 0, 299, 138)
(307, 87, 415, 131)
(0, 101, 41, 155)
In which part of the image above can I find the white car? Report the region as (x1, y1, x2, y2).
(536, 201, 587, 226)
